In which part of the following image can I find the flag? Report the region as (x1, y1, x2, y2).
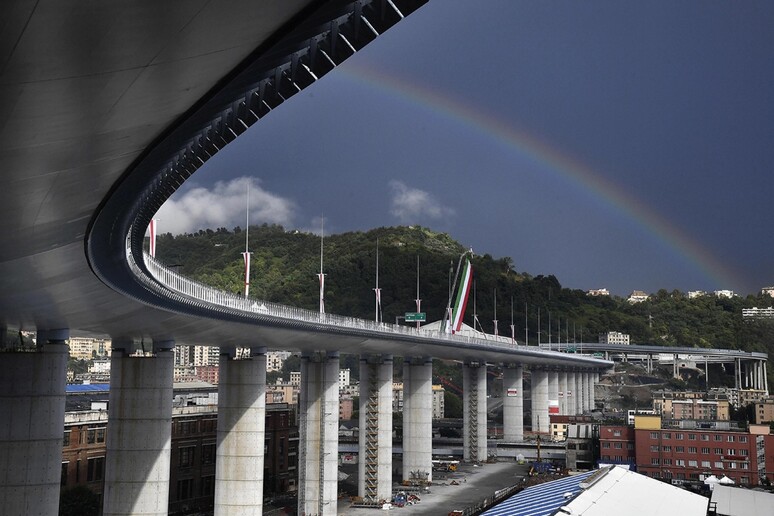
(148, 219, 157, 257)
(242, 252, 251, 297)
(451, 259, 473, 333)
(318, 273, 325, 314)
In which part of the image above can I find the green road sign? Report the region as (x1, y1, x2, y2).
(405, 312, 426, 322)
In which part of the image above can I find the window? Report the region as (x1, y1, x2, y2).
(688, 460, 698, 467)
(714, 435, 723, 441)
(730, 462, 737, 469)
(676, 459, 685, 466)
(663, 458, 672, 465)
(96, 427, 106, 443)
(701, 461, 711, 468)
(740, 477, 749, 484)
(740, 436, 748, 443)
(650, 432, 659, 439)
(727, 435, 735, 442)
(61, 462, 68, 486)
(627, 443, 634, 450)
(614, 442, 622, 449)
(663, 432, 671, 439)
(688, 447, 697, 454)
(740, 449, 748, 456)
(87, 429, 96, 444)
(663, 446, 671, 452)
(63, 431, 71, 447)
(87, 457, 105, 482)
(202, 443, 216, 465)
(603, 442, 610, 449)
(701, 434, 710, 441)
(650, 445, 659, 452)
(676, 446, 685, 453)
(676, 433, 684, 440)
(714, 461, 724, 469)
(613, 430, 622, 437)
(179, 446, 195, 468)
(177, 478, 194, 501)
(651, 458, 660, 465)
(202, 418, 217, 433)
(179, 420, 196, 435)
(701, 447, 710, 454)
(688, 434, 696, 441)
(715, 448, 723, 455)
(728, 449, 735, 456)
(201, 475, 215, 497)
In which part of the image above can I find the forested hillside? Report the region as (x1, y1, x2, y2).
(152, 225, 774, 355)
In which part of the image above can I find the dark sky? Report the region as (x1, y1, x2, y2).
(158, 1, 774, 297)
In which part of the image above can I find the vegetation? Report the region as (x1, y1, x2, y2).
(152, 225, 774, 386)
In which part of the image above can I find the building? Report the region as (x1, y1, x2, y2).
(289, 371, 301, 386)
(194, 365, 219, 384)
(587, 288, 610, 297)
(338, 368, 351, 387)
(599, 331, 630, 345)
(599, 425, 636, 469)
(742, 307, 774, 319)
(753, 400, 774, 424)
(688, 291, 706, 299)
(761, 286, 774, 298)
(714, 290, 735, 299)
(62, 399, 298, 514)
(652, 391, 730, 421)
(67, 337, 111, 360)
(633, 415, 774, 486)
(266, 351, 292, 372)
(432, 384, 445, 419)
(565, 423, 599, 470)
(174, 344, 193, 366)
(339, 396, 354, 421)
(193, 345, 219, 367)
(627, 291, 649, 303)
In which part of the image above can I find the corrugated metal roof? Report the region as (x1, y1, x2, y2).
(481, 470, 597, 516)
(66, 384, 110, 393)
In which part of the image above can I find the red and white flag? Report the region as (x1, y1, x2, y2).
(148, 219, 157, 257)
(242, 252, 251, 297)
(318, 273, 325, 314)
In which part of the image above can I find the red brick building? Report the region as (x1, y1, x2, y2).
(634, 425, 774, 486)
(599, 425, 636, 469)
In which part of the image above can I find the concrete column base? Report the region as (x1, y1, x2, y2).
(103, 342, 174, 516)
(502, 364, 524, 441)
(214, 350, 267, 515)
(298, 353, 339, 516)
(358, 355, 393, 502)
(0, 334, 67, 516)
(531, 369, 549, 434)
(402, 358, 432, 483)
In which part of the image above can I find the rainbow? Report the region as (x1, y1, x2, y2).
(337, 61, 745, 292)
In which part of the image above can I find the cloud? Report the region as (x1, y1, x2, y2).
(155, 177, 297, 235)
(389, 180, 455, 223)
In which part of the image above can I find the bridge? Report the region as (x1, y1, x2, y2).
(0, 2, 611, 515)
(540, 343, 768, 392)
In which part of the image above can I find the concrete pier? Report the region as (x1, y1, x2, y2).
(502, 364, 524, 441)
(358, 355, 394, 502)
(566, 371, 576, 415)
(402, 358, 433, 484)
(531, 369, 549, 434)
(558, 371, 568, 415)
(103, 340, 174, 516)
(299, 352, 340, 516)
(462, 363, 488, 462)
(547, 371, 559, 417)
(0, 330, 68, 516)
(214, 348, 267, 515)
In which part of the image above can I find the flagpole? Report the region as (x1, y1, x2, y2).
(318, 215, 325, 314)
(493, 288, 498, 337)
(373, 238, 381, 324)
(525, 302, 529, 346)
(510, 296, 515, 346)
(415, 255, 421, 329)
(243, 183, 251, 298)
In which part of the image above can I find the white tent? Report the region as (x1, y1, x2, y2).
(703, 475, 720, 491)
(718, 475, 735, 485)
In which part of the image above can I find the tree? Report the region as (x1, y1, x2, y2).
(59, 486, 100, 516)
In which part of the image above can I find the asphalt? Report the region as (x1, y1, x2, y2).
(337, 461, 531, 515)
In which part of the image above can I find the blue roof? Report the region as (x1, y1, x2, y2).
(66, 383, 110, 393)
(482, 470, 598, 516)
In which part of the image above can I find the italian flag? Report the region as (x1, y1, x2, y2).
(451, 259, 473, 333)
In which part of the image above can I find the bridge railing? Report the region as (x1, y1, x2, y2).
(135, 251, 530, 351)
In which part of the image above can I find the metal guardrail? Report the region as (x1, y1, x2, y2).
(134, 250, 593, 360)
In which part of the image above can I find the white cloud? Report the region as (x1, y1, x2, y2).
(389, 180, 455, 223)
(155, 177, 297, 235)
